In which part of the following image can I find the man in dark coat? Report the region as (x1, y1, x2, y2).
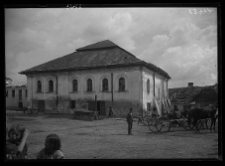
(108, 106, 114, 118)
(126, 108, 133, 135)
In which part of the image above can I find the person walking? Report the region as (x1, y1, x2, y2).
(126, 108, 133, 135)
(108, 106, 114, 118)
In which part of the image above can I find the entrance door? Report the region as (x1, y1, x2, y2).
(88, 101, 96, 111)
(18, 102, 23, 109)
(38, 100, 45, 112)
(97, 101, 106, 115)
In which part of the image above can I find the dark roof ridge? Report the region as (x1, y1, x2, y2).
(76, 40, 117, 51)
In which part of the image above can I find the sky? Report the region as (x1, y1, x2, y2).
(5, 7, 218, 88)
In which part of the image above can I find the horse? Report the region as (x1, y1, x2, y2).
(186, 106, 217, 132)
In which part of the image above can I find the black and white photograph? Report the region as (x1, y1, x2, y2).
(5, 4, 221, 160)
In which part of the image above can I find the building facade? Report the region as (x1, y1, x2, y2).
(20, 40, 171, 117)
(6, 85, 28, 110)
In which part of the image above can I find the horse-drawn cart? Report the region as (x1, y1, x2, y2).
(73, 109, 99, 121)
(151, 116, 191, 133)
(138, 103, 217, 133)
(138, 113, 191, 133)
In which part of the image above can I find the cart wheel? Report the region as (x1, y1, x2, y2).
(156, 120, 171, 133)
(147, 119, 158, 133)
(185, 120, 194, 130)
(91, 116, 95, 121)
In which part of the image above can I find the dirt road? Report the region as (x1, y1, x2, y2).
(6, 111, 219, 160)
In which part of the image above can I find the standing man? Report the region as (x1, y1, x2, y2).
(126, 108, 133, 135)
(173, 105, 181, 119)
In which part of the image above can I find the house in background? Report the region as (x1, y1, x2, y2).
(191, 84, 217, 107)
(6, 85, 28, 110)
(169, 82, 217, 111)
(19, 40, 171, 117)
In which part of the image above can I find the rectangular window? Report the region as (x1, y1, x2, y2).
(19, 89, 22, 100)
(73, 80, 78, 92)
(37, 81, 42, 92)
(12, 90, 15, 98)
(70, 100, 76, 109)
(49, 80, 54, 92)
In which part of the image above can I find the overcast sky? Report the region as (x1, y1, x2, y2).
(5, 7, 217, 88)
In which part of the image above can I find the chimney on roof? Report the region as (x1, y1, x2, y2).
(188, 82, 194, 88)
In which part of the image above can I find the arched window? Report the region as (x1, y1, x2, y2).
(72, 79, 78, 92)
(49, 80, 54, 92)
(87, 78, 92, 92)
(147, 79, 150, 94)
(119, 77, 125, 92)
(37, 80, 42, 92)
(102, 78, 109, 92)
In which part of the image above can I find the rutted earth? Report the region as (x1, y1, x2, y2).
(6, 111, 219, 160)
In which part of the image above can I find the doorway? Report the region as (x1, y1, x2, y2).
(97, 101, 106, 115)
(18, 102, 23, 109)
(38, 100, 45, 112)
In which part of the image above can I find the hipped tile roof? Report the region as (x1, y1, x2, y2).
(20, 40, 170, 79)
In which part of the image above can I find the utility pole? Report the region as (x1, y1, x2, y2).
(111, 73, 114, 102)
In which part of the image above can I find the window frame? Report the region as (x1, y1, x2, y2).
(147, 79, 150, 94)
(72, 79, 78, 92)
(12, 89, 15, 98)
(102, 78, 109, 92)
(118, 77, 125, 92)
(87, 78, 92, 92)
(19, 89, 22, 100)
(48, 80, 54, 92)
(37, 80, 42, 93)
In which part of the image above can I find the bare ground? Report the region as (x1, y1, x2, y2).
(6, 110, 220, 160)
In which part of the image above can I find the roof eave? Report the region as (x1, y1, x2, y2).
(20, 62, 171, 79)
